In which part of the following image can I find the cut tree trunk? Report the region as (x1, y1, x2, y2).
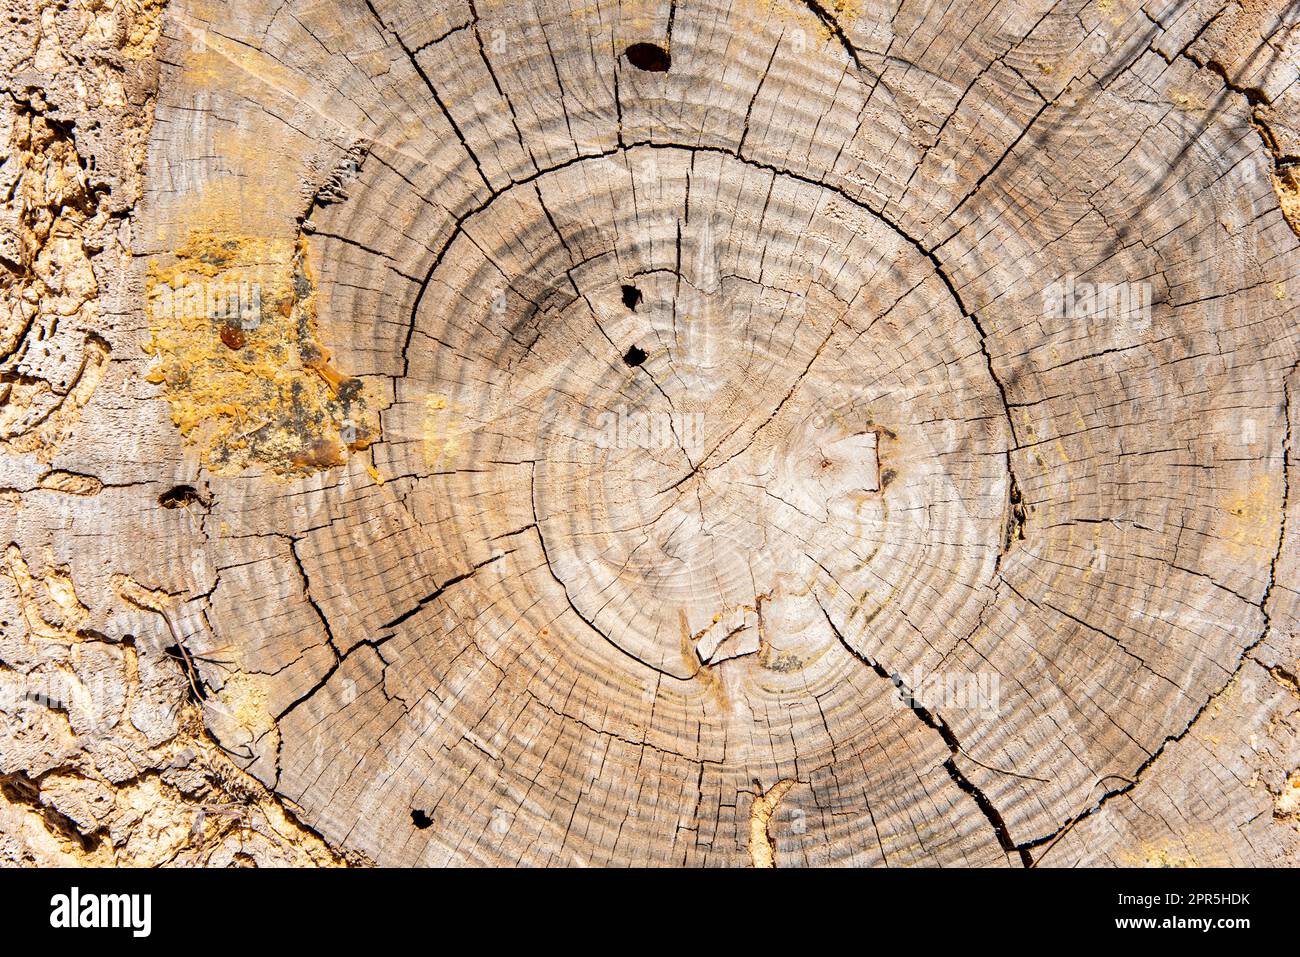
(4, 0, 1300, 867)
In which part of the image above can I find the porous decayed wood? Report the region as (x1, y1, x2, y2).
(4, 0, 1300, 867)
(0, 0, 354, 865)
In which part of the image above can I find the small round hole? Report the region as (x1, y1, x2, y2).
(158, 485, 206, 509)
(411, 808, 432, 829)
(625, 42, 670, 72)
(623, 345, 647, 367)
(621, 284, 643, 310)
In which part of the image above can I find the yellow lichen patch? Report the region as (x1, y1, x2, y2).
(422, 392, 467, 469)
(1117, 840, 1197, 867)
(145, 231, 379, 475)
(748, 778, 796, 868)
(1220, 474, 1280, 556)
(824, 0, 864, 26)
(1266, 663, 1300, 697)
(1116, 827, 1234, 867)
(213, 672, 275, 741)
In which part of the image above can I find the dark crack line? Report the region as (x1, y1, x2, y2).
(271, 550, 508, 730)
(289, 537, 341, 659)
(1022, 360, 1296, 865)
(799, 0, 886, 96)
(361, 0, 490, 190)
(816, 598, 1033, 866)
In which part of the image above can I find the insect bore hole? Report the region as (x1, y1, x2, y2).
(625, 42, 670, 72)
(621, 284, 643, 310)
(623, 345, 647, 368)
(158, 485, 206, 509)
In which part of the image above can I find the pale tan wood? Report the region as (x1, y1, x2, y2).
(3, 0, 1300, 867)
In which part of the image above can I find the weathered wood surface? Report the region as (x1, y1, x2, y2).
(4, 0, 1300, 866)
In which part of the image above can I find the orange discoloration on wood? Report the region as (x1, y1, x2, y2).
(144, 231, 380, 475)
(1221, 474, 1280, 555)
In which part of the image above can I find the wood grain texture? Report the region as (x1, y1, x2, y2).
(5, 0, 1300, 867)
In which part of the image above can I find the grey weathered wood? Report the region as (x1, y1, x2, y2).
(4, 0, 1300, 866)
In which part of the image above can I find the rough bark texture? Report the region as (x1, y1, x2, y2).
(4, 0, 1300, 867)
